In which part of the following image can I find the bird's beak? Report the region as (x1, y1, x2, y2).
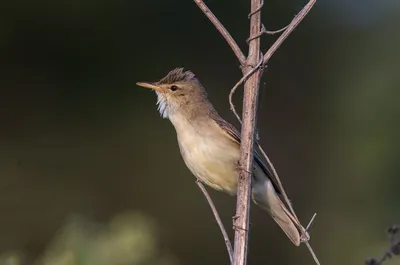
(136, 82, 163, 92)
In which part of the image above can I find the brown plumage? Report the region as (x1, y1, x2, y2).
(157, 68, 198, 85)
(137, 68, 301, 246)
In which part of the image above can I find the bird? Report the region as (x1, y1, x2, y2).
(136, 67, 301, 246)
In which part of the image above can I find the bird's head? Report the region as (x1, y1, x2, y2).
(136, 68, 208, 119)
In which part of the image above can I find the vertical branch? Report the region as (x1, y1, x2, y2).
(194, 1, 317, 265)
(232, 0, 263, 265)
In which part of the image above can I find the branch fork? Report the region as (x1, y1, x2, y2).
(193, 0, 318, 264)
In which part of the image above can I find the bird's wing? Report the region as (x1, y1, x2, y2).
(213, 116, 303, 246)
(212, 117, 282, 195)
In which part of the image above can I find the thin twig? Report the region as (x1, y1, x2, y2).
(228, 55, 264, 124)
(194, 0, 246, 66)
(247, 24, 289, 43)
(247, 0, 264, 18)
(256, 145, 320, 265)
(196, 180, 233, 264)
(262, 25, 289, 35)
(306, 213, 317, 231)
(263, 0, 316, 65)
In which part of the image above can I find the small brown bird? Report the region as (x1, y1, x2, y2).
(137, 68, 301, 245)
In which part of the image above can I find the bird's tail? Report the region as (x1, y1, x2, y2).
(252, 178, 301, 246)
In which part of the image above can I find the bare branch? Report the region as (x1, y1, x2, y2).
(194, 0, 246, 66)
(196, 180, 233, 264)
(232, 0, 263, 264)
(194, 0, 318, 264)
(263, 0, 316, 65)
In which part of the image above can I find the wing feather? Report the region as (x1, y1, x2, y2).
(212, 117, 282, 195)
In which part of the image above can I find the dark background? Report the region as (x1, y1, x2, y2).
(1, 0, 400, 264)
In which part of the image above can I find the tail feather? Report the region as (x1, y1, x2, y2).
(252, 178, 301, 246)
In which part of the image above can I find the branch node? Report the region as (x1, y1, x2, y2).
(306, 213, 317, 232)
(236, 163, 253, 175)
(299, 213, 317, 244)
(298, 213, 317, 244)
(246, 24, 289, 44)
(233, 225, 249, 232)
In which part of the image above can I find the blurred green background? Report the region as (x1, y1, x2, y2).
(0, 0, 400, 264)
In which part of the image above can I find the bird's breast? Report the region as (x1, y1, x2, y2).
(173, 119, 240, 195)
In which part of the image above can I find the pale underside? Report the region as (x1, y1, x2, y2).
(154, 90, 301, 245)
(170, 112, 240, 194)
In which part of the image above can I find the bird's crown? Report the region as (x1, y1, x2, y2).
(157, 68, 198, 85)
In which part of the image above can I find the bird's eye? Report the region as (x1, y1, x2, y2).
(170, 85, 179, 91)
